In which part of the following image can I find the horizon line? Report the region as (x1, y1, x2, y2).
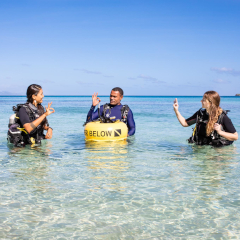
(0, 95, 239, 97)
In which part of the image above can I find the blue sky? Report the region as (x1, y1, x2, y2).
(0, 0, 240, 95)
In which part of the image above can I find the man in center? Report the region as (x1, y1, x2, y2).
(86, 87, 135, 136)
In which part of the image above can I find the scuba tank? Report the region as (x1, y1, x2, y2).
(7, 109, 26, 147)
(9, 114, 17, 127)
(7, 104, 43, 147)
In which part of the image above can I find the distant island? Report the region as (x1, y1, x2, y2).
(0, 91, 15, 95)
(236, 94, 240, 96)
(0, 91, 22, 96)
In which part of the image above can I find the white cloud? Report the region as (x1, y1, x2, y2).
(38, 79, 55, 83)
(82, 69, 101, 74)
(74, 68, 113, 77)
(176, 84, 204, 88)
(103, 75, 114, 78)
(212, 79, 231, 84)
(138, 74, 157, 81)
(128, 74, 165, 84)
(211, 67, 240, 76)
(76, 81, 104, 86)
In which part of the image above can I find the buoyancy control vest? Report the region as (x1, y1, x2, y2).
(188, 108, 231, 146)
(7, 103, 45, 147)
(101, 103, 130, 123)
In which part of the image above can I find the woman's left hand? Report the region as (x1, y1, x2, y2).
(214, 123, 222, 133)
(45, 128, 53, 139)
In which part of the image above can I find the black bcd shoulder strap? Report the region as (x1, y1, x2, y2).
(121, 104, 129, 122)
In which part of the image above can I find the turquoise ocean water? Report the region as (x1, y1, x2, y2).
(0, 96, 240, 239)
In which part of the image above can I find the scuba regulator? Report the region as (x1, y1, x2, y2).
(98, 103, 115, 123)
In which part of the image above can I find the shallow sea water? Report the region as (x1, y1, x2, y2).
(0, 96, 240, 239)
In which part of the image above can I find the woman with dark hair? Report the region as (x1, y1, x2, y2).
(173, 91, 238, 146)
(17, 84, 55, 145)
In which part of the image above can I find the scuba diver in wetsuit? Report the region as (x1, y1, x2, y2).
(173, 91, 238, 147)
(8, 84, 55, 146)
(86, 87, 135, 136)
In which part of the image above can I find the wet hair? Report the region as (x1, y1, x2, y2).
(26, 84, 47, 126)
(27, 84, 42, 103)
(203, 91, 222, 136)
(112, 87, 124, 96)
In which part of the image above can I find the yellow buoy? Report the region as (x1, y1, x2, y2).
(84, 121, 128, 141)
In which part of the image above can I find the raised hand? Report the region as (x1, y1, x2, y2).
(45, 102, 55, 116)
(92, 92, 101, 106)
(173, 98, 179, 112)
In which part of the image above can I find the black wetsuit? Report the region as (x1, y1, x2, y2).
(18, 103, 46, 144)
(186, 109, 236, 145)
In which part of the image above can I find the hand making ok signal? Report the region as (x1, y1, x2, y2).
(45, 102, 55, 116)
(92, 92, 101, 106)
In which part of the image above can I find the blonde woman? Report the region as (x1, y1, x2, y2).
(173, 91, 238, 146)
